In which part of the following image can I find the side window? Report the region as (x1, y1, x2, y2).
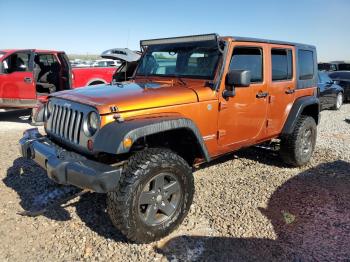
(298, 50, 314, 80)
(3, 52, 30, 73)
(271, 49, 293, 81)
(229, 47, 263, 83)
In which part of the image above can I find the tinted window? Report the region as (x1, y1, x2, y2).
(338, 63, 350, 71)
(229, 47, 263, 83)
(272, 49, 293, 81)
(298, 50, 314, 80)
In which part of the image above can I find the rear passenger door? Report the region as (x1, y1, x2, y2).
(266, 45, 295, 136)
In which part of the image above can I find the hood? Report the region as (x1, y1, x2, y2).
(51, 81, 199, 114)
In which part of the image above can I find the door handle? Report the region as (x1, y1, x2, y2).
(285, 88, 295, 94)
(256, 91, 269, 98)
(24, 77, 33, 83)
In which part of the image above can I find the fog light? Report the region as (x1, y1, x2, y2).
(123, 138, 133, 149)
(87, 139, 94, 151)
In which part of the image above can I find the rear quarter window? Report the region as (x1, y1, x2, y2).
(298, 50, 314, 80)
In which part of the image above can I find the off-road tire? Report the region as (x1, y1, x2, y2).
(107, 148, 194, 243)
(332, 92, 343, 110)
(280, 116, 317, 167)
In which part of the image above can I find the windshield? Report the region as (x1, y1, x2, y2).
(136, 41, 221, 79)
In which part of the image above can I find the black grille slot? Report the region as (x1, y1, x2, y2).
(48, 103, 85, 145)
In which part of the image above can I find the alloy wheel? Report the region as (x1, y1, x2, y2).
(138, 172, 182, 226)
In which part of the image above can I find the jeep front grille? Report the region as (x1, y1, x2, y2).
(45, 98, 99, 154)
(50, 104, 84, 144)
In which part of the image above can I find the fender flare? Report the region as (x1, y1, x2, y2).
(86, 78, 107, 86)
(94, 116, 210, 162)
(281, 96, 320, 135)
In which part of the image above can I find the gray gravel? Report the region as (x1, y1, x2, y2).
(0, 106, 349, 261)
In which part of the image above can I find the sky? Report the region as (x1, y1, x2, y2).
(0, 0, 349, 61)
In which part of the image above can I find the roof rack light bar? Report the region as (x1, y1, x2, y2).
(140, 33, 218, 46)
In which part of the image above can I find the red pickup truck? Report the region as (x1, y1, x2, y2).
(0, 49, 117, 110)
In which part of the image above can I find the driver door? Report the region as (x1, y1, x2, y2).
(0, 50, 36, 108)
(218, 42, 268, 149)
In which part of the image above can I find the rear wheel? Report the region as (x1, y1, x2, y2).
(280, 116, 317, 167)
(333, 92, 343, 110)
(107, 148, 194, 243)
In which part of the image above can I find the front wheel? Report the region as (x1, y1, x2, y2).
(333, 92, 343, 110)
(107, 148, 194, 243)
(280, 116, 317, 167)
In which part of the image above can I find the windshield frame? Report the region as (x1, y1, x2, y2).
(135, 41, 222, 80)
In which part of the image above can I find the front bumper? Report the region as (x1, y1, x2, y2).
(19, 128, 122, 193)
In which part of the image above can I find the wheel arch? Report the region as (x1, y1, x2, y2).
(87, 78, 107, 86)
(94, 117, 211, 164)
(281, 96, 320, 135)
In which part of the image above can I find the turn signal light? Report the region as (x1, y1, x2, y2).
(123, 138, 133, 149)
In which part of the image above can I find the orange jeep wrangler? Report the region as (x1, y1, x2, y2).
(20, 34, 319, 243)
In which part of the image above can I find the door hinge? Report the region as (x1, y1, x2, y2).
(218, 129, 226, 138)
(266, 119, 272, 127)
(219, 102, 228, 111)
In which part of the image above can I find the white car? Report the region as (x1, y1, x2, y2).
(91, 59, 120, 67)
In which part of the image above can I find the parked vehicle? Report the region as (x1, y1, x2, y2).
(318, 71, 344, 110)
(101, 48, 141, 82)
(0, 49, 117, 110)
(318, 61, 350, 71)
(19, 34, 319, 243)
(91, 59, 121, 67)
(328, 71, 350, 102)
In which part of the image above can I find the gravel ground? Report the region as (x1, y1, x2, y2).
(0, 105, 349, 261)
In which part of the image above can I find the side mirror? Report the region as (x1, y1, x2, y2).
(226, 69, 251, 87)
(223, 70, 251, 99)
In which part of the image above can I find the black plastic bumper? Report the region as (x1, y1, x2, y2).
(19, 128, 122, 193)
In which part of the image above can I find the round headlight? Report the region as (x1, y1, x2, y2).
(47, 101, 54, 113)
(86, 111, 100, 136)
(46, 101, 53, 119)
